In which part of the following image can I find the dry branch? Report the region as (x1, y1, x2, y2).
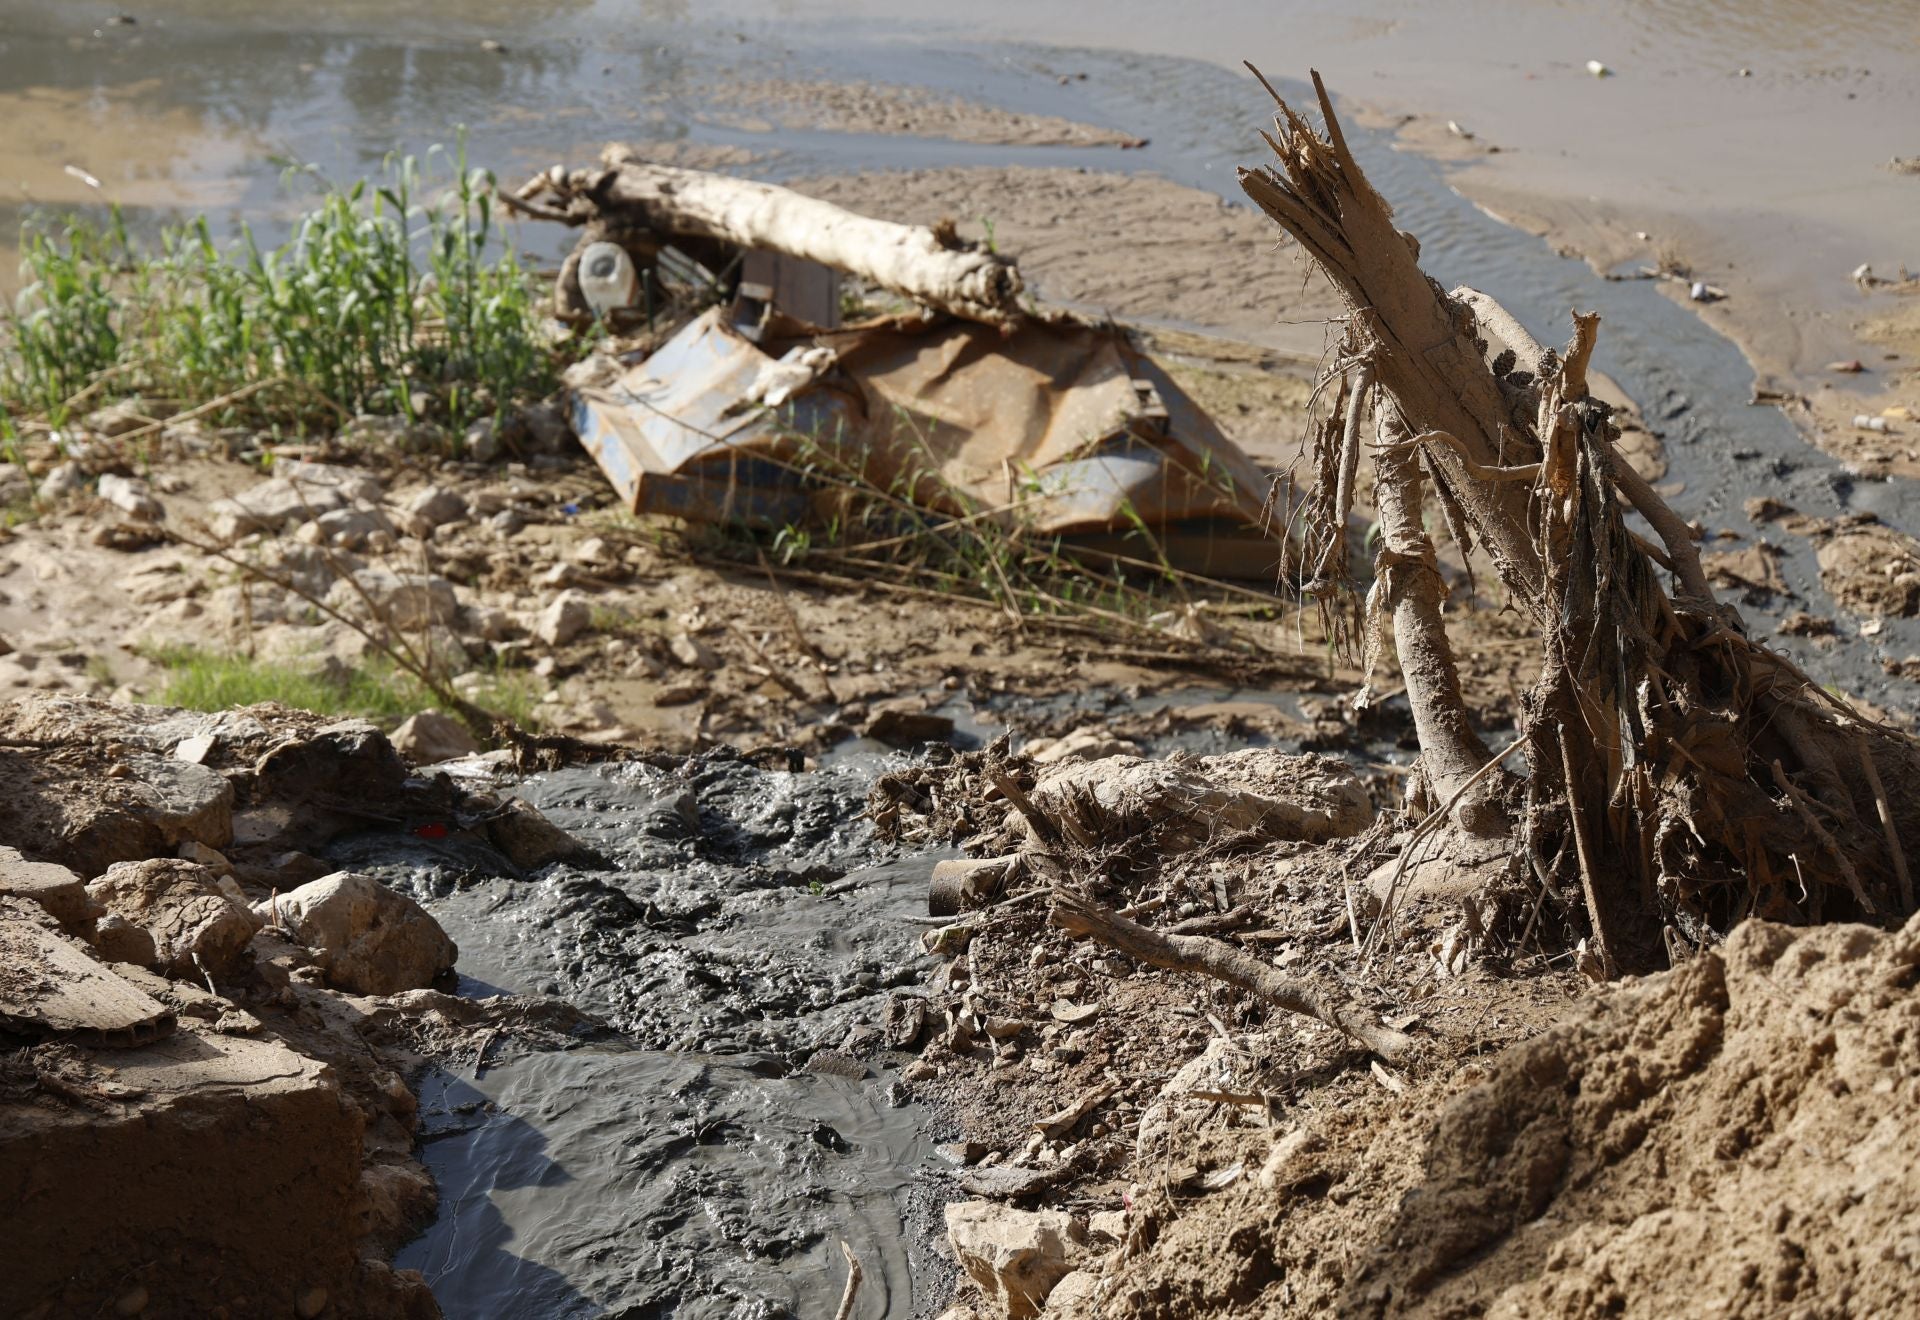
(1238, 65, 1920, 969)
(1049, 889, 1412, 1059)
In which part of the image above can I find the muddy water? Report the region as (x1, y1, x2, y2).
(12, 5, 1920, 1313)
(330, 754, 950, 1316)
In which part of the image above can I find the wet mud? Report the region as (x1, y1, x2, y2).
(326, 753, 956, 1316)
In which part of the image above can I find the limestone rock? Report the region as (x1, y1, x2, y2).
(327, 569, 459, 631)
(1024, 727, 1141, 765)
(255, 871, 456, 995)
(535, 590, 593, 647)
(1028, 748, 1371, 851)
(37, 461, 87, 502)
(302, 505, 397, 551)
(485, 797, 606, 871)
(390, 710, 480, 765)
(87, 858, 259, 980)
(0, 844, 92, 933)
(668, 631, 721, 670)
(97, 472, 165, 521)
(946, 1200, 1086, 1320)
(404, 485, 469, 528)
(1043, 1271, 1100, 1315)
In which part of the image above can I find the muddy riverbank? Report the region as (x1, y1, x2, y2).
(6, 5, 1920, 1317)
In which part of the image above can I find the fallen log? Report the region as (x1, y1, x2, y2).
(1048, 889, 1412, 1059)
(517, 147, 1025, 327)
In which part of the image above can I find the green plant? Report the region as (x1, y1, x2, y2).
(140, 643, 542, 731)
(2, 139, 557, 440)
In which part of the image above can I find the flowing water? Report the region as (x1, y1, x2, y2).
(11, 4, 1920, 1314)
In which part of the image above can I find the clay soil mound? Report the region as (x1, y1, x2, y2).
(1096, 912, 1920, 1319)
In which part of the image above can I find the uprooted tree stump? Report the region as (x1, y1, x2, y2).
(1240, 68, 1920, 974)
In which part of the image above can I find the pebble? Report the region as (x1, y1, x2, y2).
(295, 1286, 329, 1317)
(113, 1287, 148, 1316)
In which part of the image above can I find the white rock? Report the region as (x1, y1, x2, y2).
(404, 485, 469, 528)
(37, 462, 87, 502)
(97, 473, 165, 521)
(254, 871, 456, 995)
(668, 632, 720, 670)
(390, 710, 480, 765)
(945, 1200, 1085, 1320)
(310, 505, 397, 550)
(1025, 727, 1140, 765)
(535, 590, 593, 647)
(326, 569, 459, 631)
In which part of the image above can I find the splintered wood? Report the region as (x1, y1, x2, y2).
(1237, 67, 1920, 971)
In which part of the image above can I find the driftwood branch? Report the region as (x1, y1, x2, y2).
(522, 150, 1026, 327)
(833, 1240, 863, 1320)
(1049, 889, 1412, 1059)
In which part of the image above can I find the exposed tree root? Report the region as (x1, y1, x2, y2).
(1048, 889, 1413, 1059)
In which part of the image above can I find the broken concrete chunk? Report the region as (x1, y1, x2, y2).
(87, 858, 260, 980)
(0, 844, 93, 934)
(536, 589, 594, 647)
(0, 897, 175, 1042)
(254, 871, 456, 996)
(945, 1200, 1086, 1320)
(390, 709, 481, 765)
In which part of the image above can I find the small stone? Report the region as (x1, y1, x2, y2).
(295, 1286, 329, 1318)
(390, 710, 480, 765)
(173, 733, 216, 764)
(113, 1285, 149, 1315)
(98, 473, 165, 521)
(535, 590, 592, 647)
(668, 632, 721, 670)
(864, 705, 955, 747)
(94, 912, 159, 967)
(252, 872, 455, 995)
(945, 1201, 1085, 1320)
(902, 1059, 937, 1082)
(405, 485, 469, 528)
(37, 462, 87, 502)
(176, 840, 232, 874)
(653, 679, 706, 707)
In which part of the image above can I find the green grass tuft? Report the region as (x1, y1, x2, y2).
(143, 645, 540, 732)
(2, 141, 557, 439)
